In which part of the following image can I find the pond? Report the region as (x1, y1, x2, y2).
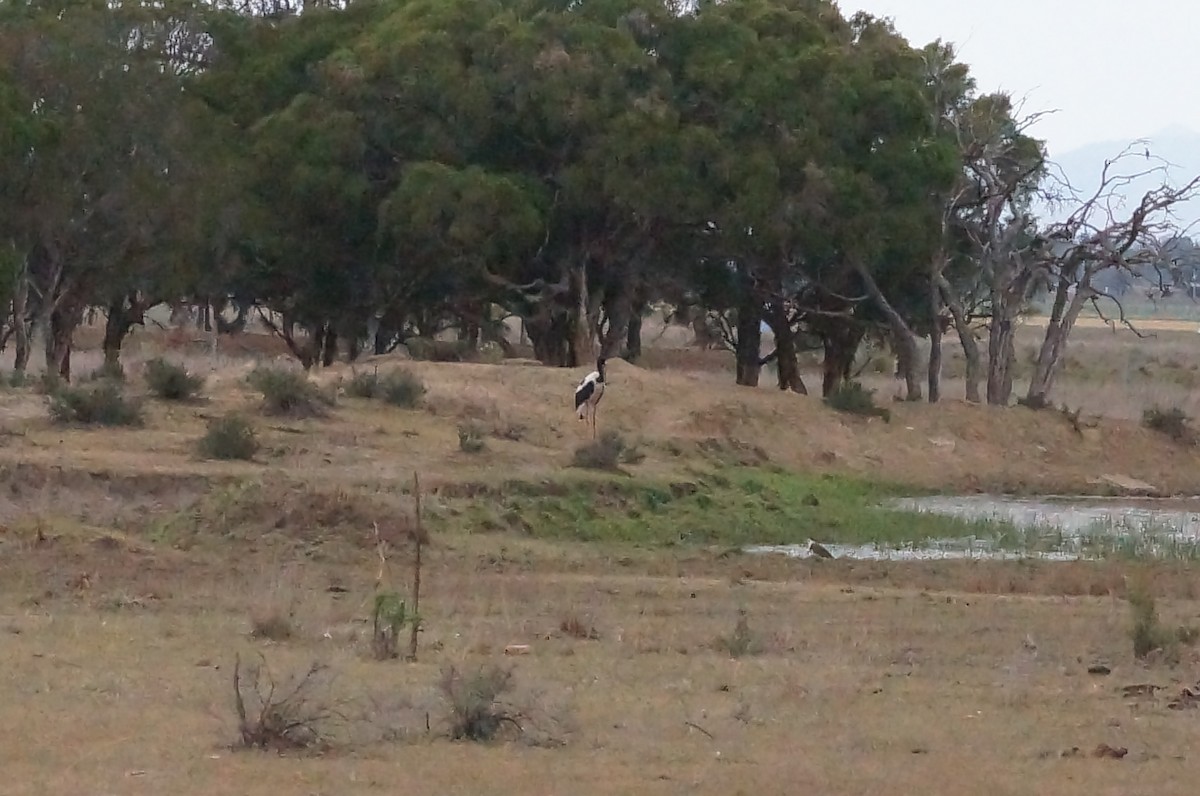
(746, 494, 1200, 562)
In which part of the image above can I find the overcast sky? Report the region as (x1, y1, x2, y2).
(845, 0, 1199, 158)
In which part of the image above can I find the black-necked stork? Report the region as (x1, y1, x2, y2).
(574, 357, 606, 439)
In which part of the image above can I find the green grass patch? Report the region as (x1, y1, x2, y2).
(440, 466, 1012, 548)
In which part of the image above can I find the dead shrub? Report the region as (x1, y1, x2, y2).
(1129, 579, 1198, 662)
(572, 430, 641, 470)
(559, 614, 599, 640)
(714, 609, 764, 658)
(371, 592, 416, 660)
(458, 421, 487, 453)
(439, 664, 525, 741)
(232, 654, 344, 751)
(249, 604, 295, 642)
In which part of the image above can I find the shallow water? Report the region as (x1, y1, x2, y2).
(747, 494, 1200, 562)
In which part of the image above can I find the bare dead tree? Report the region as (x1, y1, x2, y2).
(1023, 149, 1200, 406)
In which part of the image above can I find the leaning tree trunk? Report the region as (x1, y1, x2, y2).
(600, 283, 633, 360)
(855, 262, 923, 401)
(567, 261, 596, 366)
(45, 296, 83, 382)
(765, 302, 807, 394)
(1026, 279, 1088, 407)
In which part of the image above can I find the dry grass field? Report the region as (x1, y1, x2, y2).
(5, 316, 1200, 795)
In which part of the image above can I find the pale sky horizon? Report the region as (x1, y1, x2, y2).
(844, 0, 1200, 158)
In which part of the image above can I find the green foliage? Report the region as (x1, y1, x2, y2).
(824, 381, 892, 422)
(1128, 578, 1199, 661)
(444, 466, 1014, 548)
(371, 592, 416, 660)
(247, 366, 334, 418)
(48, 381, 144, 427)
(198, 414, 260, 461)
(144, 357, 205, 401)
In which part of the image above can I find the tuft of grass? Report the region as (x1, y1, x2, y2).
(247, 366, 334, 418)
(714, 609, 763, 658)
(559, 614, 599, 640)
(48, 381, 144, 427)
(439, 664, 524, 742)
(83, 361, 126, 383)
(458, 421, 487, 454)
(144, 357, 205, 401)
(345, 369, 381, 399)
(232, 655, 342, 751)
(824, 381, 891, 422)
(198, 413, 260, 461)
(1128, 578, 1199, 661)
(1142, 405, 1194, 444)
(249, 608, 295, 642)
(572, 430, 640, 471)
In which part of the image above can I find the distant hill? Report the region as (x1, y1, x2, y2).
(1038, 126, 1200, 232)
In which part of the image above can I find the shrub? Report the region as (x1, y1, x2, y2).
(458, 421, 487, 454)
(824, 381, 891, 422)
(345, 367, 425, 409)
(247, 366, 333, 418)
(232, 655, 342, 751)
(1143, 405, 1193, 443)
(439, 664, 524, 741)
(379, 369, 425, 408)
(371, 592, 417, 660)
(1129, 578, 1199, 661)
(714, 609, 763, 658)
(198, 414, 259, 461)
(84, 361, 125, 383)
(144, 357, 205, 401)
(345, 369, 381, 399)
(48, 381, 143, 427)
(572, 430, 638, 471)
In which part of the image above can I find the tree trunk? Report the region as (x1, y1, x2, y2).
(567, 261, 595, 367)
(927, 279, 943, 403)
(1026, 280, 1088, 407)
(820, 321, 863, 397)
(986, 313, 1017, 406)
(102, 298, 129, 367)
(624, 299, 644, 363)
(321, 325, 338, 367)
(45, 297, 82, 382)
(936, 276, 981, 403)
(11, 260, 30, 373)
(854, 262, 923, 401)
(765, 303, 806, 394)
(735, 307, 762, 387)
(600, 284, 632, 360)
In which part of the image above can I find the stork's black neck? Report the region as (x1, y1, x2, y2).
(596, 358, 606, 382)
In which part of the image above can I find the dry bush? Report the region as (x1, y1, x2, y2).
(47, 381, 144, 427)
(824, 381, 891, 422)
(144, 357, 205, 401)
(1128, 579, 1199, 661)
(713, 609, 764, 658)
(198, 413, 259, 461)
(346, 367, 425, 408)
(559, 614, 599, 640)
(247, 366, 334, 418)
(371, 592, 416, 660)
(439, 664, 525, 742)
(457, 421, 487, 453)
(1142, 405, 1194, 444)
(572, 430, 642, 470)
(232, 655, 344, 751)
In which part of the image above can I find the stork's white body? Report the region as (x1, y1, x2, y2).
(574, 358, 607, 438)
